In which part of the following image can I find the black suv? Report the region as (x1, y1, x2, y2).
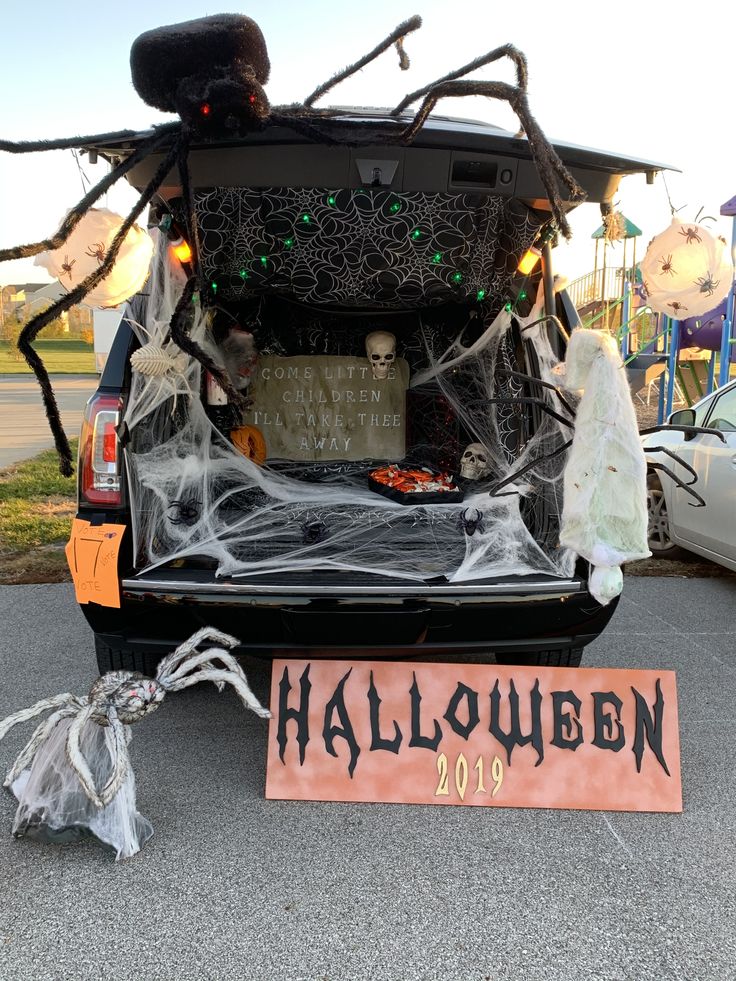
(75, 111, 665, 673)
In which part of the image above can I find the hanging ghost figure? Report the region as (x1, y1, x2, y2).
(365, 331, 397, 379)
(460, 443, 491, 480)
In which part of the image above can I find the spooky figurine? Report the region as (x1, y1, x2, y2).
(458, 507, 485, 536)
(0, 628, 269, 860)
(459, 443, 492, 480)
(221, 325, 258, 391)
(365, 331, 397, 380)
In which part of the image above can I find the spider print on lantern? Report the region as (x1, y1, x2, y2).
(60, 255, 76, 280)
(85, 242, 106, 264)
(694, 272, 720, 297)
(659, 254, 676, 276)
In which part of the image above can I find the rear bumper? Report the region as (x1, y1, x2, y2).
(82, 569, 618, 659)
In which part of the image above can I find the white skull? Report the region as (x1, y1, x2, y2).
(366, 331, 396, 380)
(460, 443, 491, 480)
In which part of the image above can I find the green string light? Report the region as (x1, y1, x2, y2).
(283, 237, 294, 249)
(432, 252, 443, 264)
(239, 269, 249, 280)
(260, 255, 269, 267)
(389, 201, 401, 214)
(410, 228, 422, 241)
(504, 301, 512, 311)
(327, 195, 336, 206)
(301, 214, 311, 224)
(211, 282, 218, 294)
(519, 290, 528, 301)
(451, 271, 463, 284)
(476, 289, 486, 301)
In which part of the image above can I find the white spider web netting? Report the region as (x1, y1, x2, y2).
(10, 718, 151, 860)
(122, 225, 579, 585)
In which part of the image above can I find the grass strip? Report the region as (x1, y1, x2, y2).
(0, 441, 78, 583)
(0, 340, 95, 374)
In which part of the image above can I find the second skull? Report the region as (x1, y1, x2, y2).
(460, 443, 491, 480)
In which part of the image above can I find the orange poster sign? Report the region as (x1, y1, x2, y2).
(266, 660, 682, 813)
(65, 518, 125, 608)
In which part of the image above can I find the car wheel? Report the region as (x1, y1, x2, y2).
(646, 472, 686, 559)
(494, 647, 583, 667)
(94, 636, 159, 676)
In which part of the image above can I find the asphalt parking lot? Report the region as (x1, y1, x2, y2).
(0, 577, 734, 981)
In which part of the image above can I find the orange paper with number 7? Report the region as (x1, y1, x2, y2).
(65, 518, 126, 608)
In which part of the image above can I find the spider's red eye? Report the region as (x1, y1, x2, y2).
(249, 94, 257, 105)
(200, 103, 211, 117)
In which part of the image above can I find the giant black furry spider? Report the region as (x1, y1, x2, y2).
(0, 12, 584, 476)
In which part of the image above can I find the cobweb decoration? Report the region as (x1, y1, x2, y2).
(121, 240, 578, 585)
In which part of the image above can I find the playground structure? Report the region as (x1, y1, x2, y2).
(566, 200, 736, 423)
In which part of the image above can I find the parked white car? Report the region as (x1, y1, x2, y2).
(642, 379, 736, 571)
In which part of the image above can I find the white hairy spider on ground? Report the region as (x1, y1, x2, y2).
(0, 627, 270, 811)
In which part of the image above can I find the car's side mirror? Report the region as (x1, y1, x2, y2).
(669, 408, 696, 438)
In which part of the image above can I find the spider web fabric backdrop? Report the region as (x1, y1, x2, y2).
(195, 188, 542, 307)
(123, 206, 575, 583)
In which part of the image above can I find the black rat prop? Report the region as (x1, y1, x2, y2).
(0, 12, 584, 476)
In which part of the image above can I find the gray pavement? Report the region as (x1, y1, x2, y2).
(0, 577, 734, 981)
(0, 374, 97, 468)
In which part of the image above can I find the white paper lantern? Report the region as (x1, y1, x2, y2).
(639, 218, 733, 319)
(35, 208, 154, 309)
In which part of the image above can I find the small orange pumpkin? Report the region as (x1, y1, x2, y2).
(230, 425, 267, 465)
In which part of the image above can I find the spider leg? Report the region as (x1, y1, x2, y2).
(155, 627, 240, 679)
(488, 439, 573, 497)
(98, 709, 131, 808)
(166, 137, 246, 406)
(478, 397, 575, 430)
(160, 646, 249, 689)
(496, 368, 577, 417)
(303, 15, 422, 108)
(398, 80, 584, 238)
(645, 446, 698, 484)
(17, 136, 182, 475)
(639, 424, 727, 443)
(0, 692, 79, 742)
(267, 112, 341, 146)
(391, 43, 528, 116)
(0, 124, 178, 155)
(65, 703, 104, 808)
(649, 462, 706, 507)
(163, 666, 271, 719)
(519, 313, 571, 344)
(0, 126, 177, 263)
(3, 703, 82, 788)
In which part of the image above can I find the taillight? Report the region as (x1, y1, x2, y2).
(79, 394, 123, 505)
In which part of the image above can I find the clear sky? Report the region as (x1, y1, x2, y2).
(1, 0, 734, 288)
